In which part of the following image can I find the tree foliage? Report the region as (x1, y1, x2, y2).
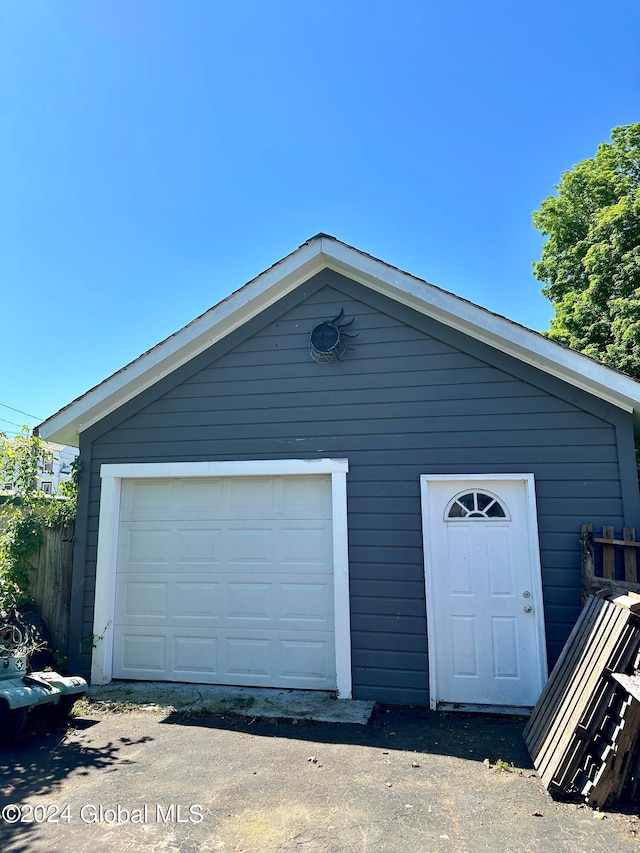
(533, 123, 640, 378)
(0, 429, 78, 609)
(0, 428, 52, 497)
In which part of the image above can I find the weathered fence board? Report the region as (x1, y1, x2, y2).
(602, 525, 616, 579)
(624, 528, 637, 583)
(582, 524, 640, 601)
(28, 523, 75, 661)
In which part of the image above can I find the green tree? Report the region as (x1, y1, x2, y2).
(533, 123, 640, 378)
(0, 427, 51, 497)
(0, 430, 78, 609)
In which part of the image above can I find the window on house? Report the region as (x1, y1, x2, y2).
(43, 459, 54, 473)
(41, 482, 53, 494)
(445, 491, 508, 520)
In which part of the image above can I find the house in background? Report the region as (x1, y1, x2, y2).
(38, 442, 79, 494)
(1, 440, 78, 495)
(37, 235, 640, 711)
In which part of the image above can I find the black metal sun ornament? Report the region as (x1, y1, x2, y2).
(309, 308, 358, 363)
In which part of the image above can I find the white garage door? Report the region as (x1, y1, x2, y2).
(112, 475, 336, 689)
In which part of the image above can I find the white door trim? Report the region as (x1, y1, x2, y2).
(92, 458, 352, 698)
(420, 473, 547, 711)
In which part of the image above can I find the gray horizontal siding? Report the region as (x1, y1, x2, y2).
(100, 412, 605, 439)
(123, 395, 586, 426)
(72, 270, 640, 705)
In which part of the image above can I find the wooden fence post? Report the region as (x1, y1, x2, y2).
(602, 526, 616, 579)
(623, 528, 637, 584)
(581, 523, 594, 603)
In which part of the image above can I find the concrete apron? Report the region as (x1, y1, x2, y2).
(87, 682, 376, 724)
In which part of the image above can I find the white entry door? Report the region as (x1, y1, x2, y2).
(421, 475, 547, 711)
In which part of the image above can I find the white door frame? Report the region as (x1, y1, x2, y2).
(420, 473, 547, 711)
(92, 458, 352, 698)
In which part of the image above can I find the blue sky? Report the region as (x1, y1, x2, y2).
(1, 1, 638, 437)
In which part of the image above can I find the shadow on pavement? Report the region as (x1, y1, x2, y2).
(160, 703, 534, 769)
(160, 705, 640, 817)
(0, 716, 153, 853)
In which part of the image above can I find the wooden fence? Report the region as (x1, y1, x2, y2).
(582, 523, 640, 601)
(28, 523, 75, 660)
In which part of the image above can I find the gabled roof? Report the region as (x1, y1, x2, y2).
(38, 234, 640, 446)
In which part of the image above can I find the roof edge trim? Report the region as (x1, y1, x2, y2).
(38, 235, 640, 445)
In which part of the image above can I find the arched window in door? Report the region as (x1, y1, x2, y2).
(445, 490, 509, 520)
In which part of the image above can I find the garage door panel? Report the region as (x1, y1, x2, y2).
(116, 574, 221, 624)
(172, 635, 218, 675)
(115, 629, 219, 681)
(279, 526, 332, 568)
(224, 636, 272, 678)
(116, 574, 334, 628)
(177, 480, 225, 518)
(119, 476, 333, 522)
(226, 582, 272, 619)
(119, 580, 168, 619)
(281, 477, 332, 517)
(117, 632, 167, 675)
(279, 582, 332, 625)
(228, 478, 275, 518)
(279, 638, 331, 682)
(113, 628, 336, 685)
(121, 481, 176, 521)
(222, 632, 333, 684)
(227, 528, 274, 565)
(113, 475, 337, 689)
(175, 527, 222, 565)
(175, 581, 220, 619)
(119, 523, 223, 572)
(125, 527, 173, 566)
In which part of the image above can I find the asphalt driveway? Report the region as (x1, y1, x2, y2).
(1, 700, 639, 853)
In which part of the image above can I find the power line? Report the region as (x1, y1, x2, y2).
(0, 402, 43, 421)
(0, 416, 26, 429)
